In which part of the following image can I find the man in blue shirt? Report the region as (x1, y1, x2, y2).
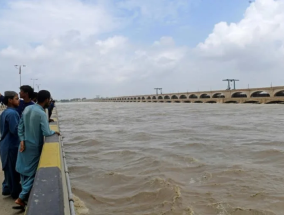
(0, 91, 21, 199)
(1, 86, 34, 194)
(15, 90, 59, 207)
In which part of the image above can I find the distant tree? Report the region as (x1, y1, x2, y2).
(60, 99, 70, 102)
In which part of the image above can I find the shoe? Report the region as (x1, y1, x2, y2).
(2, 190, 10, 196)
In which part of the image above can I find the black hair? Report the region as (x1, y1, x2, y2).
(20, 85, 34, 98)
(32, 92, 38, 99)
(3, 96, 15, 106)
(38, 90, 51, 103)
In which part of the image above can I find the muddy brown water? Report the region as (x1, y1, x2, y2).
(57, 103, 284, 215)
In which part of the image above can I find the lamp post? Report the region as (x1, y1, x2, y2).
(31, 79, 38, 90)
(15, 65, 26, 87)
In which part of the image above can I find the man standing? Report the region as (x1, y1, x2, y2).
(48, 99, 55, 121)
(17, 85, 34, 117)
(0, 92, 21, 199)
(15, 90, 59, 207)
(0, 93, 4, 104)
(1, 86, 34, 194)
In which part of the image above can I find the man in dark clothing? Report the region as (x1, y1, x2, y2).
(17, 85, 34, 117)
(0, 93, 4, 104)
(48, 100, 55, 122)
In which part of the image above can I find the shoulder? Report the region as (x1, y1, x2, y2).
(25, 105, 34, 111)
(33, 105, 46, 115)
(22, 104, 35, 115)
(5, 109, 19, 118)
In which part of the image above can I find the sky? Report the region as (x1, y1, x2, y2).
(0, 0, 283, 99)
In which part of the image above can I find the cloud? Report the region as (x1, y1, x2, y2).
(116, 0, 191, 24)
(0, 0, 284, 99)
(197, 0, 284, 66)
(0, 34, 188, 98)
(0, 0, 120, 45)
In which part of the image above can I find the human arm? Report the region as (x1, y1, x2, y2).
(18, 116, 25, 142)
(40, 113, 59, 136)
(8, 112, 20, 135)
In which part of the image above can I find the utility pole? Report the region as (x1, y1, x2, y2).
(15, 65, 26, 87)
(31, 79, 38, 89)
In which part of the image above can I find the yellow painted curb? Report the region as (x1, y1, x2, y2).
(38, 142, 61, 169)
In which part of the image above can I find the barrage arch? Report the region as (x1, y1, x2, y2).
(164, 95, 170, 99)
(250, 91, 270, 97)
(179, 95, 187, 99)
(231, 92, 247, 98)
(189, 94, 198, 99)
(200, 94, 210, 99)
(158, 96, 163, 99)
(212, 93, 225, 98)
(274, 90, 284, 97)
(171, 95, 178, 99)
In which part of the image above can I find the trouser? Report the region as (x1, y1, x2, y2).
(3, 157, 22, 199)
(19, 174, 35, 201)
(48, 108, 54, 119)
(2, 178, 9, 194)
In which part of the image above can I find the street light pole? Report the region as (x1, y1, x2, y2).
(15, 65, 26, 87)
(31, 79, 38, 89)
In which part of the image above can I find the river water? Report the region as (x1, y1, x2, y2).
(57, 103, 284, 215)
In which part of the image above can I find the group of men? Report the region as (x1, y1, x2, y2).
(0, 85, 59, 209)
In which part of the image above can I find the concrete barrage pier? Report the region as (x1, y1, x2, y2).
(96, 86, 284, 104)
